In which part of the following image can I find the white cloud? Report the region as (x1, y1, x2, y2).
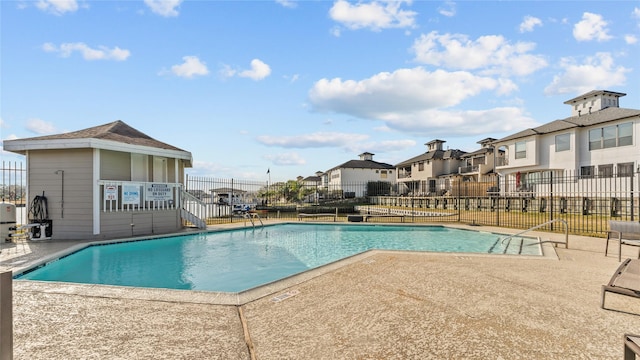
(238, 59, 272, 81)
(257, 132, 369, 148)
(170, 56, 209, 78)
(573, 12, 612, 42)
(144, 0, 182, 17)
(263, 152, 306, 166)
(36, 0, 78, 15)
(625, 34, 638, 44)
(544, 52, 630, 95)
(310, 67, 508, 116)
(42, 42, 131, 61)
(438, 1, 456, 17)
(276, 0, 297, 9)
(329, 0, 417, 32)
(284, 74, 300, 83)
(307, 67, 538, 137)
(360, 139, 416, 152)
(219, 64, 236, 78)
(384, 108, 538, 136)
(26, 118, 57, 135)
(519, 15, 542, 33)
(412, 31, 547, 77)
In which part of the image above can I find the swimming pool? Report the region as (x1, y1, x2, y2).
(17, 224, 541, 292)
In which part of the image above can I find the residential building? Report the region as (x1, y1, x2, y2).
(493, 90, 640, 192)
(299, 171, 324, 203)
(325, 152, 395, 198)
(396, 140, 466, 195)
(458, 137, 503, 182)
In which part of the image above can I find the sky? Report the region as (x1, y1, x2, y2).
(1, 0, 639, 182)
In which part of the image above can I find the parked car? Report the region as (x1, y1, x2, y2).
(232, 204, 252, 214)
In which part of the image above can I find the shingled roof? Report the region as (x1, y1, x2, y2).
(395, 148, 467, 167)
(3, 120, 192, 164)
(12, 120, 186, 151)
(495, 107, 640, 143)
(327, 159, 394, 172)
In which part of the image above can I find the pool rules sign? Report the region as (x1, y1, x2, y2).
(145, 183, 172, 201)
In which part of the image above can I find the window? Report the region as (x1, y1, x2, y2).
(581, 166, 594, 178)
(618, 162, 634, 177)
(589, 122, 633, 150)
(602, 126, 616, 148)
(380, 170, 388, 179)
(555, 133, 570, 152)
(589, 129, 602, 150)
(619, 123, 633, 146)
(598, 164, 613, 178)
(418, 162, 424, 171)
(515, 141, 526, 159)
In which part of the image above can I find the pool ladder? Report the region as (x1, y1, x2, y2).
(243, 212, 264, 228)
(498, 219, 569, 253)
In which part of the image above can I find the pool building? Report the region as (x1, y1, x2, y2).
(2, 120, 199, 240)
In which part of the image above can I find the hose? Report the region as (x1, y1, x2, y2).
(28, 192, 49, 221)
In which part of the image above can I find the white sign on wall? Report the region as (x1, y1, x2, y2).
(123, 184, 141, 205)
(145, 183, 172, 201)
(104, 184, 118, 201)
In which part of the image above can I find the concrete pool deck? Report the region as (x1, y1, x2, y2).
(2, 221, 640, 359)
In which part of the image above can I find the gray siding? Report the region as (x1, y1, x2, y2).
(101, 210, 180, 239)
(28, 149, 94, 240)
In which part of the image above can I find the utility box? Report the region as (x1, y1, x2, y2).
(0, 202, 16, 242)
(30, 220, 53, 240)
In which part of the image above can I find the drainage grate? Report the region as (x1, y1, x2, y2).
(271, 289, 300, 303)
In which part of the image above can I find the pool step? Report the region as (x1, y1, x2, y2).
(490, 237, 525, 255)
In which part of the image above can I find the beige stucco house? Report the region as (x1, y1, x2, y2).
(3, 120, 202, 240)
(395, 140, 466, 195)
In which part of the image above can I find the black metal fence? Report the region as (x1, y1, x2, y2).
(186, 171, 640, 237)
(0, 161, 27, 224)
(1, 165, 637, 237)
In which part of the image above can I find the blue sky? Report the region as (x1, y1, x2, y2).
(1, 0, 639, 182)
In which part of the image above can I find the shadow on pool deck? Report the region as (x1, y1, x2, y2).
(3, 221, 640, 359)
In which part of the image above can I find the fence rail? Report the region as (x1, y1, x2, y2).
(1, 164, 637, 237)
(185, 171, 639, 237)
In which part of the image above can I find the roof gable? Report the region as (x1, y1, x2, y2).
(495, 107, 640, 143)
(15, 120, 186, 152)
(329, 159, 394, 171)
(3, 120, 192, 165)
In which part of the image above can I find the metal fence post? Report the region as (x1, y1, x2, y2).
(0, 271, 12, 360)
(550, 171, 554, 231)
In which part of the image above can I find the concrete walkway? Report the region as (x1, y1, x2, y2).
(2, 222, 640, 359)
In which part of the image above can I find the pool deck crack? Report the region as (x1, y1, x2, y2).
(237, 305, 256, 360)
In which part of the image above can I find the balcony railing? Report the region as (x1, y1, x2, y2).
(459, 165, 480, 174)
(495, 157, 508, 167)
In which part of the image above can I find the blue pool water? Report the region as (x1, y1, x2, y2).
(17, 224, 540, 292)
